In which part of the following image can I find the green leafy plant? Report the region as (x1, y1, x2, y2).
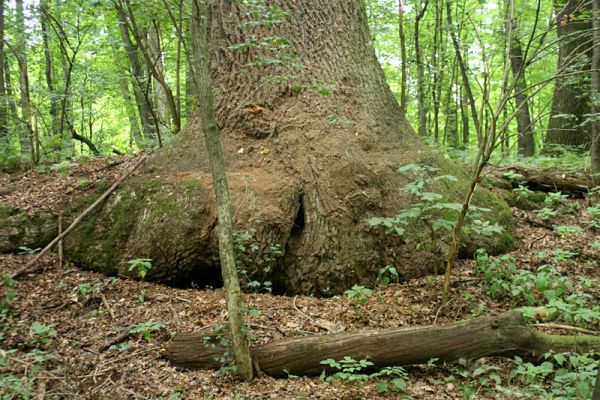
(128, 321, 165, 341)
(512, 184, 534, 201)
(475, 249, 599, 327)
(345, 285, 372, 305)
(128, 258, 152, 280)
(504, 352, 599, 399)
(320, 356, 374, 382)
(372, 366, 409, 394)
(554, 224, 584, 237)
(29, 322, 57, 346)
(536, 206, 559, 221)
(368, 164, 503, 256)
(233, 227, 282, 293)
(377, 264, 399, 284)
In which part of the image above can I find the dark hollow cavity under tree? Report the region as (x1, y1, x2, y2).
(63, 0, 512, 295)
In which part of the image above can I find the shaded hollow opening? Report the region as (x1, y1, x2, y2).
(290, 195, 305, 238)
(167, 263, 224, 289)
(272, 195, 306, 295)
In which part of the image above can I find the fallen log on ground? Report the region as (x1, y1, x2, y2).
(497, 166, 592, 197)
(165, 310, 600, 377)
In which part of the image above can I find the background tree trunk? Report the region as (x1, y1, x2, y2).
(591, 0, 600, 182)
(544, 0, 592, 152)
(398, 0, 407, 115)
(148, 21, 169, 131)
(0, 0, 7, 144)
(415, 0, 429, 137)
(65, 0, 512, 296)
(115, 6, 157, 144)
(15, 0, 36, 163)
(39, 0, 60, 152)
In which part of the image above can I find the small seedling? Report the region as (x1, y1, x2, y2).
(29, 322, 57, 346)
(377, 264, 399, 284)
(128, 258, 152, 280)
(128, 321, 165, 341)
(345, 285, 372, 305)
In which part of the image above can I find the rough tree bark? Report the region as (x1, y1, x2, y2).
(166, 310, 600, 377)
(63, 0, 512, 296)
(544, 0, 593, 152)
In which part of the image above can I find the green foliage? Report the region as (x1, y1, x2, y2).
(377, 264, 399, 284)
(319, 357, 409, 395)
(320, 356, 374, 382)
(502, 353, 599, 399)
(128, 321, 166, 341)
(233, 226, 281, 293)
(29, 322, 57, 346)
(127, 258, 153, 280)
(475, 249, 599, 327)
(553, 224, 585, 238)
(345, 285, 372, 305)
(372, 366, 409, 394)
(70, 282, 98, 302)
(368, 164, 504, 250)
(512, 184, 534, 201)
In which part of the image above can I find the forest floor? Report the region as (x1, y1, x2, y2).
(1, 155, 599, 399)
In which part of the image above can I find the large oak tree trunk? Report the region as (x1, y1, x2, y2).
(63, 0, 512, 295)
(165, 310, 600, 377)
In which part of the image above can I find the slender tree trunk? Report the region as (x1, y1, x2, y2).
(4, 59, 18, 119)
(175, 0, 183, 125)
(39, 0, 60, 151)
(415, 0, 429, 137)
(15, 0, 36, 163)
(461, 83, 469, 147)
(591, 0, 600, 183)
(196, 0, 253, 381)
(121, 0, 180, 133)
(148, 21, 169, 130)
(0, 0, 7, 143)
(505, 0, 534, 157)
(186, 0, 202, 118)
(115, 6, 157, 144)
(431, 0, 444, 143)
(398, 0, 407, 115)
(446, 0, 481, 144)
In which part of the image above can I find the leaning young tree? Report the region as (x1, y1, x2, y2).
(63, 0, 512, 295)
